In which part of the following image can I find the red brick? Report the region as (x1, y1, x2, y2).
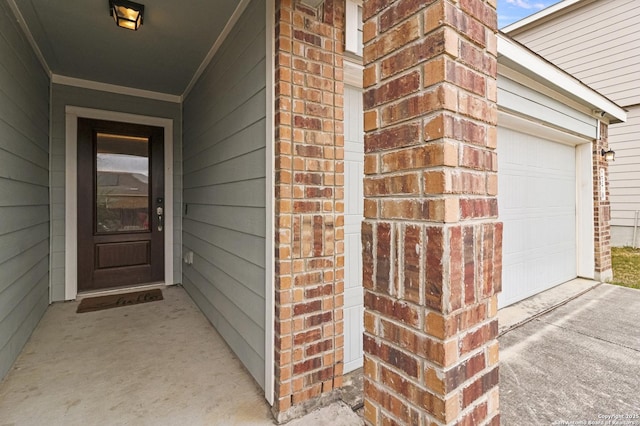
(437, 1, 488, 48)
(460, 0, 497, 29)
(379, 30, 447, 77)
(294, 329, 321, 346)
(460, 198, 498, 219)
(294, 115, 322, 130)
(305, 339, 333, 357)
(305, 312, 333, 327)
(380, 143, 450, 173)
(481, 223, 495, 298)
(293, 300, 322, 316)
(425, 226, 444, 310)
(462, 367, 499, 408)
(380, 85, 456, 126)
(364, 16, 421, 63)
(305, 284, 333, 298)
(403, 225, 422, 303)
(443, 351, 486, 391)
(446, 61, 486, 97)
(460, 401, 489, 426)
(364, 291, 420, 328)
(449, 225, 464, 311)
(460, 321, 499, 355)
(364, 173, 421, 197)
(364, 122, 421, 153)
(364, 334, 420, 380)
(375, 223, 392, 293)
(364, 71, 421, 109)
(365, 379, 415, 424)
(379, 0, 424, 33)
(293, 356, 322, 375)
(363, 222, 375, 290)
(294, 271, 322, 287)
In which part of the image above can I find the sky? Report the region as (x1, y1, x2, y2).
(498, 0, 562, 28)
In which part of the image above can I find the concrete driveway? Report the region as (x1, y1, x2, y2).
(500, 283, 640, 425)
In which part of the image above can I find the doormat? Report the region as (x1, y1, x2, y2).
(76, 289, 163, 313)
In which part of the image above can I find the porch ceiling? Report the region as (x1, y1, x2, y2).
(9, 0, 243, 96)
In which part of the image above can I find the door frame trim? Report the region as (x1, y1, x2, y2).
(64, 106, 174, 300)
(265, 0, 275, 405)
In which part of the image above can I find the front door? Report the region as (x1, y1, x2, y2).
(77, 118, 165, 292)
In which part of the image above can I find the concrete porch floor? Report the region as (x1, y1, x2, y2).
(4, 279, 636, 425)
(0, 286, 275, 425)
(0, 286, 362, 425)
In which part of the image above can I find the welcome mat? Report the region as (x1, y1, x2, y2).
(77, 289, 163, 313)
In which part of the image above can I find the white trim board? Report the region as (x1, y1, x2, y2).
(264, 0, 275, 406)
(497, 110, 590, 147)
(53, 75, 181, 104)
(182, 0, 251, 100)
(64, 106, 175, 300)
(5, 0, 51, 77)
(502, 0, 589, 33)
(345, 0, 362, 56)
(497, 34, 626, 123)
(344, 60, 364, 88)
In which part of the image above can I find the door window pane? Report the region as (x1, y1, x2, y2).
(96, 133, 150, 233)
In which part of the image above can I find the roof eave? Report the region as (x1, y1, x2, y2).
(497, 34, 627, 124)
(502, 0, 591, 34)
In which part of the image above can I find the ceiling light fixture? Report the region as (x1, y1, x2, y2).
(109, 0, 144, 31)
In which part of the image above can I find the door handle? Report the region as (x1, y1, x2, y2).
(156, 206, 163, 232)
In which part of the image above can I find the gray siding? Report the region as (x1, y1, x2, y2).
(50, 84, 182, 301)
(0, 0, 50, 380)
(609, 106, 640, 229)
(508, 0, 640, 107)
(182, 0, 266, 389)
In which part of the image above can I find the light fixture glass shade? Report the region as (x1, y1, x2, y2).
(602, 149, 615, 162)
(109, 0, 144, 30)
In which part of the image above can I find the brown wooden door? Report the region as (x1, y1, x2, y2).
(77, 118, 164, 292)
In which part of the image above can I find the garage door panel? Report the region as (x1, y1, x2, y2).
(499, 127, 577, 308)
(343, 85, 364, 372)
(345, 232, 362, 291)
(343, 300, 363, 373)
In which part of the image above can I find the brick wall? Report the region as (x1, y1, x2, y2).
(272, 0, 346, 420)
(362, 0, 501, 424)
(593, 121, 613, 281)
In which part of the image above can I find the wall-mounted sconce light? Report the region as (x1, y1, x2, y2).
(109, 0, 144, 31)
(601, 149, 615, 162)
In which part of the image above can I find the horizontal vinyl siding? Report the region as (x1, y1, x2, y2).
(182, 0, 266, 390)
(49, 84, 182, 301)
(609, 106, 640, 227)
(0, 0, 50, 380)
(498, 76, 597, 138)
(510, 0, 640, 106)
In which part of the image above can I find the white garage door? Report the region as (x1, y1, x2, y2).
(498, 127, 577, 308)
(343, 85, 364, 372)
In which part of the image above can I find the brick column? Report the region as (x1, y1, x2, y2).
(272, 0, 345, 421)
(593, 121, 613, 281)
(362, 0, 501, 425)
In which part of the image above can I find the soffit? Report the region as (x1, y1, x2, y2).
(11, 0, 243, 96)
